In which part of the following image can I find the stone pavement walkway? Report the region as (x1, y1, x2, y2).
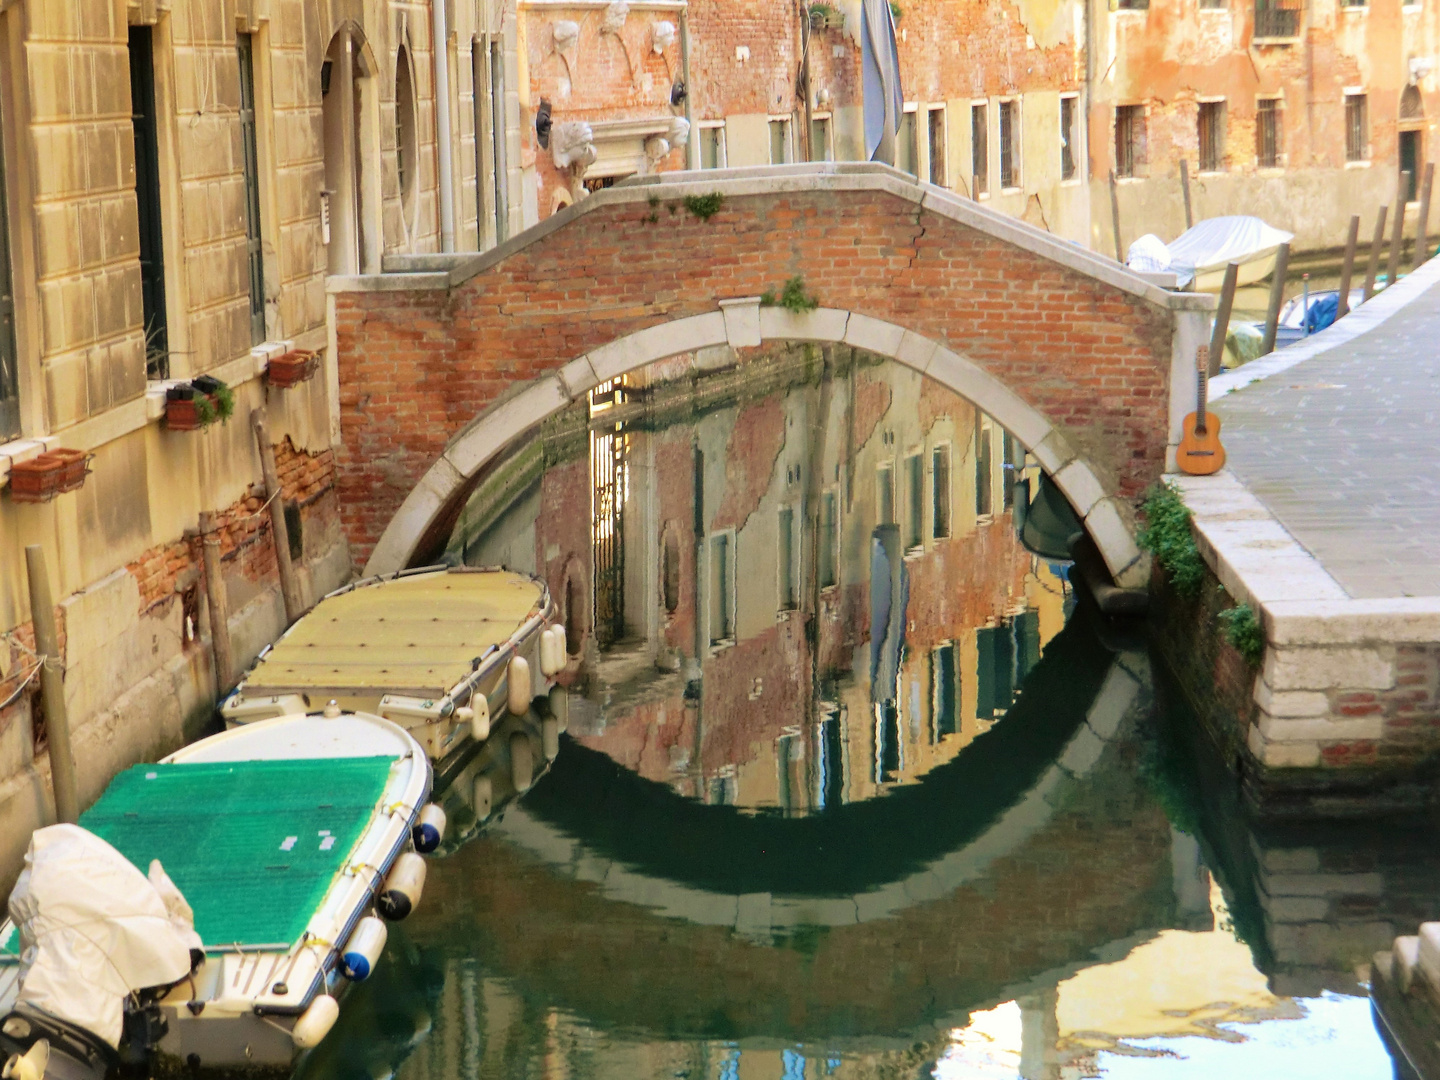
(1210, 258, 1440, 599)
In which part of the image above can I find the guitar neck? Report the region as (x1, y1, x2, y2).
(1196, 345, 1209, 425)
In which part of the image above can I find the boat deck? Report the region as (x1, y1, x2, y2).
(243, 569, 548, 698)
(73, 756, 395, 948)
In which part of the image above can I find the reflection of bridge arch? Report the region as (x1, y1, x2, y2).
(412, 632, 1188, 1043)
(509, 614, 1143, 912)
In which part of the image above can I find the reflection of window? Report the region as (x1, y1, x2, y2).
(932, 643, 958, 738)
(819, 491, 838, 588)
(778, 506, 797, 610)
(875, 701, 901, 782)
(661, 529, 680, 614)
(709, 532, 735, 644)
(877, 463, 894, 525)
(975, 611, 1041, 720)
(1002, 432, 1021, 510)
(932, 445, 951, 539)
(817, 709, 845, 809)
(975, 417, 994, 517)
(777, 732, 799, 812)
(905, 453, 923, 549)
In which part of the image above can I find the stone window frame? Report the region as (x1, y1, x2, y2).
(394, 40, 421, 241)
(472, 33, 510, 251)
(767, 115, 793, 165)
(998, 97, 1022, 191)
(0, 6, 30, 441)
(1196, 96, 1227, 174)
(897, 102, 920, 177)
(1255, 95, 1284, 171)
(697, 120, 727, 169)
(926, 104, 947, 186)
(1059, 92, 1081, 184)
(1343, 89, 1370, 166)
(809, 111, 834, 163)
(1114, 102, 1147, 179)
(970, 99, 990, 199)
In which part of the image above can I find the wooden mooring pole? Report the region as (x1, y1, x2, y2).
(1386, 170, 1411, 291)
(1179, 160, 1194, 230)
(252, 409, 303, 625)
(1208, 262, 1239, 376)
(1363, 205, 1389, 302)
(1260, 242, 1291, 357)
(24, 545, 79, 824)
(1336, 214, 1360, 319)
(1414, 163, 1435, 270)
(198, 511, 234, 694)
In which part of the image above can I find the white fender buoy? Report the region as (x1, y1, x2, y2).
(2, 1039, 50, 1080)
(412, 803, 446, 854)
(542, 716, 560, 761)
(540, 625, 565, 676)
(378, 852, 427, 920)
(460, 695, 490, 742)
(507, 655, 531, 715)
(548, 684, 568, 732)
(291, 995, 340, 1048)
(510, 731, 534, 791)
(340, 916, 388, 980)
(473, 774, 493, 820)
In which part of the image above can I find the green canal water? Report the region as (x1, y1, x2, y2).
(302, 350, 1440, 1079)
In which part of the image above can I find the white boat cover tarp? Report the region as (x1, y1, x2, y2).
(7, 825, 201, 1048)
(1165, 216, 1294, 277)
(1125, 234, 1178, 278)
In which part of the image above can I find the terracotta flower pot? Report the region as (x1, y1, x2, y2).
(49, 448, 91, 493)
(166, 397, 202, 431)
(8, 453, 65, 503)
(266, 349, 318, 389)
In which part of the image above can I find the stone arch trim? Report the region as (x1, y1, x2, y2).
(363, 305, 1147, 586)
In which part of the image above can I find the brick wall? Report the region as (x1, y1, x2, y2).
(332, 185, 1176, 569)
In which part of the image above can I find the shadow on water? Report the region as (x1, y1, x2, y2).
(288, 347, 1440, 1079)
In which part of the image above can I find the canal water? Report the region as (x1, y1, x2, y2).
(307, 348, 1440, 1079)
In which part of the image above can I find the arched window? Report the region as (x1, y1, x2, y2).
(1401, 85, 1424, 122)
(395, 45, 418, 225)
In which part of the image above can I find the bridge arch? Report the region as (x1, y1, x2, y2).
(368, 308, 1140, 582)
(333, 164, 1213, 585)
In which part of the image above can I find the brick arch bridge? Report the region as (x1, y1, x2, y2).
(329, 163, 1212, 586)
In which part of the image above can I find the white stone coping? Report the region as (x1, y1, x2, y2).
(327, 162, 1214, 314)
(0, 333, 324, 486)
(1209, 252, 1440, 399)
(1174, 471, 1440, 652)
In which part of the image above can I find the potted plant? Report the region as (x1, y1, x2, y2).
(166, 376, 236, 431)
(266, 349, 319, 389)
(7, 453, 65, 503)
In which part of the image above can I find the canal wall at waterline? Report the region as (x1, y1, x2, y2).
(1156, 256, 1440, 817)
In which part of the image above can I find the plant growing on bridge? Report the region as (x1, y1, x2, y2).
(683, 192, 724, 220)
(1218, 604, 1264, 666)
(760, 276, 820, 314)
(1137, 482, 1205, 598)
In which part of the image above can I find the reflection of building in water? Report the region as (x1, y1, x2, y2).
(449, 346, 1071, 812)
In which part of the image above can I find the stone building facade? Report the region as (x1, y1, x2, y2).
(0, 0, 527, 886)
(524, 0, 1440, 254)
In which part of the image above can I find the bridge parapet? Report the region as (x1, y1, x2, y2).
(328, 163, 1213, 578)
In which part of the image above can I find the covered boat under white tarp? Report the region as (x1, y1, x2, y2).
(7, 825, 200, 1049)
(1127, 216, 1294, 291)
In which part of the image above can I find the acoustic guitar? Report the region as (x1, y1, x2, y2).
(1177, 345, 1226, 476)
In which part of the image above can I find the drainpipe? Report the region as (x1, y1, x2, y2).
(680, 8, 697, 169)
(433, 0, 456, 251)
